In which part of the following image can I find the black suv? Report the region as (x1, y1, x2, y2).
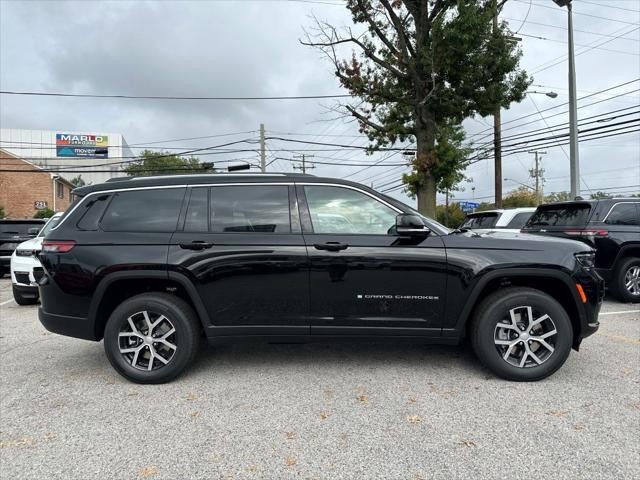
(0, 219, 45, 277)
(38, 174, 603, 383)
(522, 198, 639, 303)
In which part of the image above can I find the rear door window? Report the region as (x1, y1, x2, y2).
(210, 186, 291, 233)
(526, 205, 591, 227)
(605, 203, 640, 226)
(505, 212, 534, 229)
(461, 213, 499, 229)
(101, 188, 186, 232)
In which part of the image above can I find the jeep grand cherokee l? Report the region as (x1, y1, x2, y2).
(522, 198, 639, 303)
(0, 219, 46, 277)
(38, 174, 603, 384)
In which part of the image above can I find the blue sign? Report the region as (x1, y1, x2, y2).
(459, 201, 480, 213)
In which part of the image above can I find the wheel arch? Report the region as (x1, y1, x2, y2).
(453, 268, 585, 349)
(89, 270, 210, 340)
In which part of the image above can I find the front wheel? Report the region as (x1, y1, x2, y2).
(103, 293, 201, 384)
(471, 287, 573, 381)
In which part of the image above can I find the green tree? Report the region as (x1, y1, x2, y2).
(402, 122, 471, 199)
(303, 0, 530, 217)
(436, 202, 466, 228)
(502, 186, 538, 208)
(70, 175, 86, 188)
(34, 208, 55, 219)
(0, 206, 5, 219)
(590, 191, 610, 200)
(124, 150, 215, 177)
(544, 191, 572, 203)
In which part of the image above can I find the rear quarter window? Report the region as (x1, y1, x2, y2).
(526, 205, 591, 227)
(76, 194, 111, 231)
(461, 213, 499, 229)
(100, 188, 186, 232)
(505, 212, 534, 229)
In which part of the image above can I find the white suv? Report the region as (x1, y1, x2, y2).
(460, 208, 536, 234)
(10, 213, 63, 305)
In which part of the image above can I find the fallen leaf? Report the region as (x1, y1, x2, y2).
(285, 432, 296, 440)
(126, 391, 139, 397)
(547, 410, 569, 417)
(407, 415, 422, 424)
(630, 403, 640, 411)
(245, 465, 257, 473)
(186, 393, 197, 401)
(285, 456, 297, 466)
(139, 466, 158, 477)
(320, 411, 331, 420)
(573, 424, 585, 431)
(356, 395, 369, 403)
(461, 439, 476, 447)
(190, 411, 200, 417)
(44, 432, 57, 441)
(408, 397, 417, 404)
(0, 437, 35, 448)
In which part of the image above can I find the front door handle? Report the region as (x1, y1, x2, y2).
(314, 242, 349, 252)
(179, 241, 214, 250)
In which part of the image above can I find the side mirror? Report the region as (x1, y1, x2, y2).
(396, 214, 430, 237)
(28, 227, 40, 236)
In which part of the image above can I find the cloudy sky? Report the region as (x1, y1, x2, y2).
(1, 0, 638, 206)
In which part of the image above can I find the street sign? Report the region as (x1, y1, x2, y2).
(458, 201, 480, 213)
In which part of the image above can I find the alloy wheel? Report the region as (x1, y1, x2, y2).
(118, 311, 177, 371)
(494, 306, 558, 368)
(624, 266, 640, 296)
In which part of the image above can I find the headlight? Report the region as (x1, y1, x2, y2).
(15, 249, 36, 257)
(575, 252, 595, 269)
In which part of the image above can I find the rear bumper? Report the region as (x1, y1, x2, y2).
(38, 307, 96, 341)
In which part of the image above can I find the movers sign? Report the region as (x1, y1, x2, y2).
(56, 133, 109, 158)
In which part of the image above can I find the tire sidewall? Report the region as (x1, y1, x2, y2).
(614, 258, 640, 303)
(104, 295, 197, 384)
(473, 290, 573, 381)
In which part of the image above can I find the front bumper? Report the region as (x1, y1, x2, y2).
(574, 266, 605, 345)
(10, 252, 44, 287)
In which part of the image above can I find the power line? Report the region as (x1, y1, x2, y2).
(511, 0, 640, 25)
(577, 0, 640, 14)
(0, 91, 353, 101)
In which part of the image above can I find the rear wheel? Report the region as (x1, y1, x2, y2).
(103, 293, 200, 384)
(471, 287, 573, 381)
(611, 257, 640, 303)
(12, 285, 38, 305)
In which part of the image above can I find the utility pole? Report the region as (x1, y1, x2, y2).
(528, 150, 546, 204)
(492, 0, 502, 209)
(553, 0, 580, 198)
(293, 154, 315, 174)
(259, 123, 266, 173)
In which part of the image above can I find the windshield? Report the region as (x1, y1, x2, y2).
(525, 205, 591, 227)
(38, 215, 62, 237)
(0, 222, 43, 235)
(461, 213, 499, 229)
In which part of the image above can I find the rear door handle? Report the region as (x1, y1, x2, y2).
(179, 241, 214, 250)
(313, 242, 349, 252)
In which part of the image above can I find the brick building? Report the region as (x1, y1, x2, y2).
(0, 149, 74, 219)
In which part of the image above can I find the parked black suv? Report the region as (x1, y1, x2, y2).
(0, 219, 45, 277)
(38, 174, 603, 383)
(522, 198, 639, 303)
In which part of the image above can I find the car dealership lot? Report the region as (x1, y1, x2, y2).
(0, 278, 638, 480)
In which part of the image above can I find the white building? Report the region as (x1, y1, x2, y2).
(0, 128, 133, 185)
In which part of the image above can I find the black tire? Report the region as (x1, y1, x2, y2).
(610, 257, 640, 304)
(12, 285, 38, 305)
(470, 287, 573, 381)
(103, 293, 201, 384)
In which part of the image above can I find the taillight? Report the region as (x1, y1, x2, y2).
(563, 228, 608, 237)
(42, 240, 76, 253)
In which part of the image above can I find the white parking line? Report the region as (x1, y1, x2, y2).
(600, 310, 640, 316)
(0, 299, 14, 306)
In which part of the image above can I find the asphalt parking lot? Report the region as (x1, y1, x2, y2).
(0, 277, 638, 480)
